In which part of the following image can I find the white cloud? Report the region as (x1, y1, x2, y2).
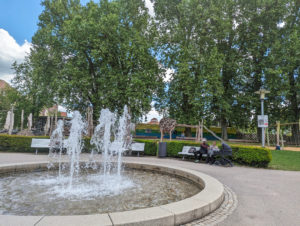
(0, 29, 31, 84)
(145, 0, 154, 17)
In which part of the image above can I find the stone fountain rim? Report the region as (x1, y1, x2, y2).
(0, 161, 224, 226)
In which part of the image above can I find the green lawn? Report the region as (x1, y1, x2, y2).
(269, 150, 300, 171)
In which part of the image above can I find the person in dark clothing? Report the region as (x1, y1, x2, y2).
(221, 143, 232, 153)
(194, 139, 209, 162)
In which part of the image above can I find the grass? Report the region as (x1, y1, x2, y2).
(269, 150, 300, 171)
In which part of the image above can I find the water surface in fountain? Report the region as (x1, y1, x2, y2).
(0, 106, 203, 216)
(0, 169, 201, 215)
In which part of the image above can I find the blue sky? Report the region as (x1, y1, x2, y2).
(0, 0, 103, 83)
(0, 0, 43, 45)
(0, 0, 97, 45)
(0, 0, 159, 120)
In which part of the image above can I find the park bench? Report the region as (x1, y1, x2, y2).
(126, 142, 145, 157)
(31, 138, 51, 154)
(31, 138, 67, 154)
(178, 146, 208, 160)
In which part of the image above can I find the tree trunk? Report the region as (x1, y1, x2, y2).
(221, 117, 228, 140)
(291, 124, 300, 145)
(184, 127, 192, 137)
(288, 72, 299, 145)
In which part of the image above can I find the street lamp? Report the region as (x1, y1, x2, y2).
(255, 88, 270, 147)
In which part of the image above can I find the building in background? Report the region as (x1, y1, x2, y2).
(0, 79, 10, 96)
(39, 105, 67, 117)
(148, 118, 159, 125)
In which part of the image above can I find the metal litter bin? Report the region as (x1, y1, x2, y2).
(158, 142, 167, 158)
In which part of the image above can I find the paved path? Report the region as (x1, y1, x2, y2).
(0, 153, 299, 226)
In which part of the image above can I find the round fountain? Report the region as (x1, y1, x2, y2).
(0, 106, 224, 226)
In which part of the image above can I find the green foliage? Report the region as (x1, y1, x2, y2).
(135, 139, 272, 167)
(0, 134, 92, 153)
(164, 140, 200, 157)
(133, 139, 158, 155)
(0, 86, 38, 129)
(13, 0, 164, 120)
(0, 134, 49, 152)
(153, 0, 299, 141)
(231, 145, 272, 168)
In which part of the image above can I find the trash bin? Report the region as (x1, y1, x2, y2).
(158, 142, 167, 158)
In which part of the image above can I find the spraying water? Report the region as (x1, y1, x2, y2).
(49, 120, 64, 178)
(91, 109, 115, 175)
(91, 106, 131, 176)
(46, 106, 132, 196)
(66, 111, 86, 188)
(112, 105, 132, 176)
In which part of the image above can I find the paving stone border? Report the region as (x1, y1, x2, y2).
(185, 185, 238, 226)
(0, 162, 226, 226)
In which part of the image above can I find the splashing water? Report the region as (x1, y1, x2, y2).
(66, 111, 86, 188)
(91, 108, 115, 175)
(46, 106, 132, 197)
(49, 120, 65, 178)
(91, 106, 131, 176)
(111, 105, 132, 176)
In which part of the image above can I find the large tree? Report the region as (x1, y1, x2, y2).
(265, 0, 300, 144)
(153, 0, 296, 141)
(153, 0, 249, 139)
(13, 0, 164, 120)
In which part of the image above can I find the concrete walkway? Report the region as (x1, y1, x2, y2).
(0, 153, 299, 226)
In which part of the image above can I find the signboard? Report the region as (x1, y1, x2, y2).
(258, 115, 268, 128)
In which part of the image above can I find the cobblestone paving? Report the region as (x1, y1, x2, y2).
(185, 185, 238, 226)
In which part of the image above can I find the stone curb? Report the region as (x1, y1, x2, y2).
(0, 162, 225, 226)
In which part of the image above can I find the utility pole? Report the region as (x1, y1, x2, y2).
(255, 89, 270, 148)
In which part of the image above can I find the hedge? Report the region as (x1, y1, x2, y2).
(134, 139, 272, 167)
(231, 145, 272, 167)
(0, 134, 50, 152)
(0, 134, 271, 167)
(0, 134, 92, 153)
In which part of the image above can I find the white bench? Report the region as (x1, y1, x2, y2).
(31, 138, 67, 154)
(178, 146, 208, 160)
(31, 138, 51, 154)
(128, 142, 145, 157)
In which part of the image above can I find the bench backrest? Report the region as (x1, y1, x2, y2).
(31, 138, 51, 148)
(131, 143, 145, 151)
(181, 146, 200, 154)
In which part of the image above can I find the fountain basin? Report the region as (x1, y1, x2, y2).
(0, 161, 224, 226)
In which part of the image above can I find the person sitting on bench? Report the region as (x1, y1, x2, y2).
(207, 141, 220, 164)
(194, 138, 209, 163)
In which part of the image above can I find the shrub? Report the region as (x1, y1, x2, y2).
(0, 134, 271, 167)
(134, 139, 272, 167)
(164, 140, 200, 157)
(231, 145, 272, 167)
(0, 134, 49, 152)
(0, 134, 92, 153)
(133, 139, 158, 156)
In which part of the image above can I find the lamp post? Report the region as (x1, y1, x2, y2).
(255, 88, 270, 147)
